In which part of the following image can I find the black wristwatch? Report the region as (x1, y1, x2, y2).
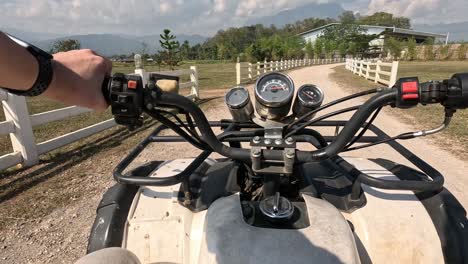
(1, 33, 54, 97)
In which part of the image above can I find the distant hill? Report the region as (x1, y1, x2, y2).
(33, 34, 207, 56)
(246, 2, 344, 27)
(414, 22, 468, 42)
(1, 27, 65, 42)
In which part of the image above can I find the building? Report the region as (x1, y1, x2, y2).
(298, 23, 447, 55)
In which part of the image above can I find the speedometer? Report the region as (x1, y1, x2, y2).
(255, 72, 295, 120)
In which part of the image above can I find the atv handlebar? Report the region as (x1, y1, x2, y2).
(102, 72, 468, 192)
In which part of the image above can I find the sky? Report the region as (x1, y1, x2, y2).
(1, 0, 467, 36)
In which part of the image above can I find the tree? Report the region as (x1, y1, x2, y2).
(320, 23, 376, 57)
(140, 42, 149, 61)
(384, 37, 404, 59)
(50, 39, 81, 53)
(406, 38, 417, 61)
(305, 41, 314, 59)
(337, 42, 348, 57)
(314, 38, 323, 58)
(153, 51, 164, 71)
(159, 29, 180, 70)
(322, 39, 337, 58)
(179, 40, 191, 60)
(339, 11, 356, 24)
(359, 12, 411, 29)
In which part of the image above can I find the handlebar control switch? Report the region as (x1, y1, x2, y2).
(443, 73, 468, 109)
(394, 77, 420, 109)
(108, 73, 144, 130)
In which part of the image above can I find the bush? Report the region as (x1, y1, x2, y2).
(438, 45, 452, 60)
(457, 42, 467, 60)
(423, 39, 435, 60)
(384, 37, 403, 59)
(406, 38, 417, 61)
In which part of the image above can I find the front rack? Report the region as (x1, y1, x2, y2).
(112, 120, 444, 190)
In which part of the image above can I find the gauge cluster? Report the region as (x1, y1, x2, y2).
(225, 72, 324, 123)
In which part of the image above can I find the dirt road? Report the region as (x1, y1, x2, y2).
(1, 63, 467, 263)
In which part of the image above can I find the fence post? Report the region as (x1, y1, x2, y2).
(389, 61, 399, 87)
(2, 94, 38, 167)
(257, 62, 260, 77)
(248, 63, 253, 81)
(236, 59, 241, 85)
(190, 66, 199, 99)
(365, 62, 370, 80)
(375, 60, 381, 83)
(134, 54, 149, 87)
(264, 59, 268, 73)
(358, 60, 363, 77)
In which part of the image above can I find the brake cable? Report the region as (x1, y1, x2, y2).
(343, 108, 454, 152)
(345, 106, 382, 149)
(286, 88, 379, 131)
(285, 105, 361, 138)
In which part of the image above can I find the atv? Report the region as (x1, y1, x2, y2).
(88, 71, 468, 263)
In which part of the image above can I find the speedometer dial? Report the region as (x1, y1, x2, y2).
(255, 72, 295, 120)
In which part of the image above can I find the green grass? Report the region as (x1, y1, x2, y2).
(0, 61, 236, 156)
(330, 61, 468, 153)
(113, 61, 237, 90)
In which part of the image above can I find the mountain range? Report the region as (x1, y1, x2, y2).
(33, 34, 207, 56)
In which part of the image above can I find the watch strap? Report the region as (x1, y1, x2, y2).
(1, 33, 54, 97)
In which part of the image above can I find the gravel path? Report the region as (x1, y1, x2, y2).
(1, 63, 467, 264)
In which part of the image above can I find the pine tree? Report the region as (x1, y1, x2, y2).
(159, 29, 180, 70)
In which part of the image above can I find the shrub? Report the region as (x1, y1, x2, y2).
(423, 39, 435, 60)
(384, 37, 403, 59)
(406, 38, 417, 61)
(438, 45, 452, 60)
(457, 42, 467, 60)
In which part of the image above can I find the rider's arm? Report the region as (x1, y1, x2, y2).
(0, 31, 111, 111)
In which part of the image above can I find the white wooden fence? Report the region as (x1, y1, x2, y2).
(345, 58, 399, 87)
(0, 63, 199, 171)
(236, 57, 345, 85)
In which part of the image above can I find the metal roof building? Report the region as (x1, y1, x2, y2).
(298, 23, 447, 44)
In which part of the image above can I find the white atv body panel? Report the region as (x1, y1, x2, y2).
(123, 157, 444, 264)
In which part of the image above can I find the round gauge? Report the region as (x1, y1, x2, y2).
(255, 72, 295, 120)
(225, 86, 254, 122)
(293, 84, 324, 118)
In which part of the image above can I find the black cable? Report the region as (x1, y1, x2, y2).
(154, 108, 203, 142)
(287, 88, 378, 131)
(345, 106, 382, 149)
(285, 105, 361, 138)
(343, 132, 414, 152)
(146, 110, 210, 150)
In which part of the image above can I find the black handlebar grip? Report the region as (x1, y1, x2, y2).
(102, 75, 111, 105)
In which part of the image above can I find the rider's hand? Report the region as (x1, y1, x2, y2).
(44, 49, 112, 111)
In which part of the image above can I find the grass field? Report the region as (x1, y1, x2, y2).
(331, 61, 468, 153)
(0, 61, 236, 157)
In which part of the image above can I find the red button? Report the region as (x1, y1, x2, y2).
(128, 80, 137, 89)
(402, 82, 418, 93)
(402, 93, 419, 100)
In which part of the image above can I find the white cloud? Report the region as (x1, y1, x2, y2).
(1, 0, 467, 36)
(362, 0, 468, 24)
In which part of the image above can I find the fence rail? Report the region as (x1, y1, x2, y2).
(0, 62, 199, 171)
(236, 57, 345, 85)
(345, 59, 399, 87)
